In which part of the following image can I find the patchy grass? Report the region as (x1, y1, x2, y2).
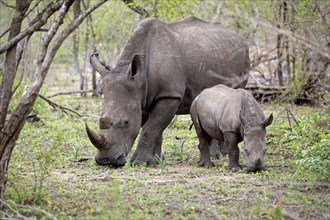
(3, 81, 330, 219)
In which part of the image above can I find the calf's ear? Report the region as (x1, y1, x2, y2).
(239, 111, 249, 127)
(262, 113, 273, 128)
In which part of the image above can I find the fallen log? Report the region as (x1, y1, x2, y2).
(245, 85, 287, 103)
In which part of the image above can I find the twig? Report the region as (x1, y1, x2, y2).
(38, 94, 100, 118)
(4, 199, 58, 220)
(284, 11, 330, 25)
(0, 199, 28, 220)
(0, 0, 15, 9)
(38, 94, 82, 117)
(47, 90, 93, 98)
(0, 27, 10, 39)
(122, 0, 149, 18)
(285, 107, 299, 127)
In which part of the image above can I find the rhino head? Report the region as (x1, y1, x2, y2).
(239, 112, 273, 172)
(86, 53, 145, 167)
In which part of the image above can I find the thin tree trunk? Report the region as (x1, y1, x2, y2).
(154, 0, 160, 18)
(290, 1, 296, 82)
(277, 1, 284, 86)
(0, 0, 107, 204)
(83, 0, 98, 97)
(82, 2, 90, 97)
(0, 0, 31, 133)
(283, 0, 290, 86)
(72, 0, 83, 95)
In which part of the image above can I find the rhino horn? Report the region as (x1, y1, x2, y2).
(85, 123, 108, 150)
(90, 53, 111, 78)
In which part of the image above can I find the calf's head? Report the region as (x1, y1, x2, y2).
(239, 112, 273, 172)
(86, 53, 145, 167)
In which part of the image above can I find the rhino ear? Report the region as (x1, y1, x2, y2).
(239, 111, 249, 127)
(90, 53, 112, 78)
(262, 113, 273, 128)
(129, 54, 145, 79)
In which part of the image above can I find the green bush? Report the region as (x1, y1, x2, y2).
(283, 113, 330, 181)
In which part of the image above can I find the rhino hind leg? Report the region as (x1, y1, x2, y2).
(210, 139, 221, 159)
(198, 137, 214, 167)
(131, 99, 180, 166)
(194, 125, 214, 167)
(224, 132, 242, 171)
(210, 139, 228, 159)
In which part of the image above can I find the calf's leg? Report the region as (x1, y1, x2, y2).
(224, 132, 242, 171)
(190, 111, 214, 167)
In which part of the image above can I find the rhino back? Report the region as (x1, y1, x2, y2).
(171, 17, 248, 85)
(113, 17, 249, 113)
(167, 17, 249, 113)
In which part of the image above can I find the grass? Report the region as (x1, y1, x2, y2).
(2, 67, 330, 219)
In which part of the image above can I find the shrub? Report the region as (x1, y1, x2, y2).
(283, 113, 330, 181)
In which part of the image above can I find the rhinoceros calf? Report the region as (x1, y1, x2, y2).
(190, 84, 273, 172)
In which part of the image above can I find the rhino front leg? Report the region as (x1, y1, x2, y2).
(131, 99, 180, 166)
(224, 132, 242, 171)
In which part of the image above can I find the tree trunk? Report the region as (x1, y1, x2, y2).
(283, 0, 291, 85)
(0, 0, 107, 205)
(290, 1, 296, 82)
(0, 0, 31, 131)
(72, 0, 84, 95)
(0, 1, 32, 204)
(154, 0, 160, 18)
(83, 0, 99, 98)
(276, 1, 284, 86)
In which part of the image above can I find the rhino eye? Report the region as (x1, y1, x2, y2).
(121, 118, 129, 127)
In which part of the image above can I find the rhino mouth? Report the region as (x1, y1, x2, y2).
(95, 154, 127, 168)
(86, 123, 137, 167)
(246, 165, 267, 173)
(85, 123, 108, 150)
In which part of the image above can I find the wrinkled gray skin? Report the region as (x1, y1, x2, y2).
(86, 16, 250, 167)
(190, 85, 273, 172)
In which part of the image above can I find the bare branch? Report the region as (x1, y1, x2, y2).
(0, 0, 43, 39)
(233, 13, 330, 60)
(284, 10, 330, 25)
(47, 90, 93, 98)
(38, 94, 99, 118)
(0, 0, 15, 9)
(38, 94, 82, 117)
(0, 1, 63, 55)
(0, 28, 10, 39)
(122, 0, 149, 17)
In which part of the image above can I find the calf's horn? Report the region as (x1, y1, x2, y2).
(85, 123, 108, 150)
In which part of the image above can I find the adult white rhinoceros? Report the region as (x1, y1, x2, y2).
(86, 16, 250, 167)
